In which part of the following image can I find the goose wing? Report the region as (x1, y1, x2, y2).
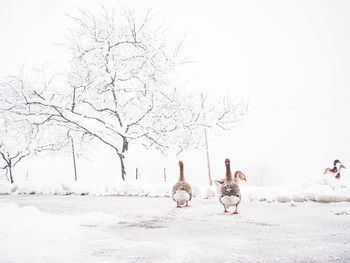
(220, 182, 240, 197)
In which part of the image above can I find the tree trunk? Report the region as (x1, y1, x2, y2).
(70, 137, 78, 182)
(118, 153, 126, 181)
(117, 136, 128, 181)
(204, 129, 212, 186)
(136, 167, 138, 180)
(163, 168, 167, 182)
(8, 166, 14, 184)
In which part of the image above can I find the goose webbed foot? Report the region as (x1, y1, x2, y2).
(232, 205, 239, 214)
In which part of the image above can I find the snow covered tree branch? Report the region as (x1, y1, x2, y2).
(0, 7, 248, 181)
(0, 110, 66, 184)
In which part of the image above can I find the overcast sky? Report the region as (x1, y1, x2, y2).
(1, 0, 350, 185)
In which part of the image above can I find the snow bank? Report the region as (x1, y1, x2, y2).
(240, 175, 350, 203)
(0, 180, 218, 199)
(0, 202, 120, 263)
(1, 175, 350, 203)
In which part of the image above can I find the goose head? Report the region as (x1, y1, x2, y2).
(179, 160, 184, 168)
(334, 159, 341, 167)
(339, 164, 346, 170)
(225, 158, 230, 167)
(335, 160, 346, 170)
(239, 172, 247, 182)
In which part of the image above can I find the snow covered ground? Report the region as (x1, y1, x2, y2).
(0, 195, 350, 263)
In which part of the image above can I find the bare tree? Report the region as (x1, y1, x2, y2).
(0, 67, 97, 182)
(0, 145, 30, 184)
(0, 7, 248, 181)
(0, 108, 33, 183)
(0, 77, 78, 183)
(0, 111, 65, 184)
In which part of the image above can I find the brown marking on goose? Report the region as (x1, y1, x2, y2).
(178, 160, 185, 182)
(324, 160, 346, 179)
(324, 167, 337, 174)
(219, 158, 242, 214)
(171, 161, 192, 208)
(214, 170, 247, 193)
(224, 158, 233, 182)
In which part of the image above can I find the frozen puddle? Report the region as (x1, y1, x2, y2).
(0, 195, 350, 263)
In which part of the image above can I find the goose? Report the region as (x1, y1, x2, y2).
(324, 159, 346, 179)
(219, 158, 244, 214)
(172, 161, 192, 208)
(214, 170, 247, 194)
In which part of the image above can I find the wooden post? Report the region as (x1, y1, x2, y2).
(163, 168, 167, 182)
(70, 136, 78, 182)
(204, 129, 212, 186)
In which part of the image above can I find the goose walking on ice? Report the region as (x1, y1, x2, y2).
(172, 161, 192, 208)
(219, 158, 244, 214)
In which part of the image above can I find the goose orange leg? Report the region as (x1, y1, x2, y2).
(185, 201, 190, 207)
(232, 205, 239, 214)
(224, 206, 228, 213)
(176, 202, 181, 208)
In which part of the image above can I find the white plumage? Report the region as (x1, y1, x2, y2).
(220, 195, 240, 207)
(173, 190, 191, 205)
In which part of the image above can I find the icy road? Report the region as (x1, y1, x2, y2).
(0, 195, 349, 263)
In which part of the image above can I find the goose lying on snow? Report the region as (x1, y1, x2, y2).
(172, 161, 192, 208)
(218, 158, 246, 214)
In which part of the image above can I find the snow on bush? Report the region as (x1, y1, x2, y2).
(1, 174, 350, 203)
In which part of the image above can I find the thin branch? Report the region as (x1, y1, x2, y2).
(13, 151, 30, 168)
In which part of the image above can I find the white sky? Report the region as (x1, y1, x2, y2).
(1, 0, 350, 185)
